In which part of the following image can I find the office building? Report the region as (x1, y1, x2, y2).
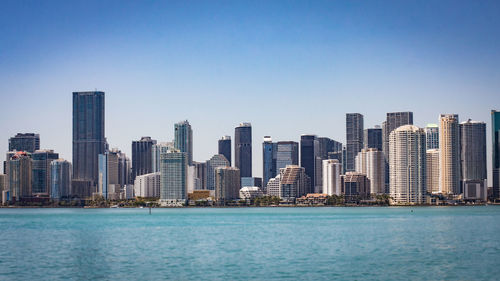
(50, 159, 71, 200)
(346, 113, 364, 172)
(132, 136, 157, 180)
(9, 133, 40, 153)
(276, 141, 299, 170)
(426, 149, 440, 194)
(235, 123, 252, 177)
(364, 126, 383, 151)
(355, 148, 385, 194)
(206, 154, 230, 190)
(300, 134, 318, 193)
(439, 114, 460, 195)
(174, 120, 193, 166)
(194, 161, 207, 190)
(98, 150, 121, 200)
(218, 136, 232, 166)
(134, 172, 160, 198)
(215, 167, 240, 203)
(342, 172, 370, 203)
(492, 110, 500, 199)
(241, 177, 262, 188)
(160, 151, 187, 206)
(116, 149, 131, 187)
(460, 120, 487, 200)
(383, 112, 414, 158)
(389, 125, 426, 204)
(8, 152, 32, 200)
(279, 165, 311, 200)
(72, 91, 105, 197)
(425, 124, 439, 150)
(31, 149, 59, 196)
(262, 136, 277, 188)
(322, 159, 342, 196)
(152, 142, 174, 173)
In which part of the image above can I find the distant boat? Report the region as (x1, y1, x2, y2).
(139, 206, 144, 209)
(110, 205, 119, 208)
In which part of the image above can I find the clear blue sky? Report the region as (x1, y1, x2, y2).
(1, 0, 499, 180)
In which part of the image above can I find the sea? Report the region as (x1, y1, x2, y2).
(1, 206, 499, 280)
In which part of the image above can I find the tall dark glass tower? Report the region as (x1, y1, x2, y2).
(9, 133, 40, 153)
(300, 134, 318, 194)
(218, 136, 232, 166)
(383, 112, 413, 159)
(72, 91, 105, 197)
(132, 136, 157, 180)
(346, 113, 364, 172)
(235, 123, 252, 178)
(262, 136, 277, 189)
(174, 120, 193, 166)
(364, 127, 383, 151)
(492, 110, 500, 199)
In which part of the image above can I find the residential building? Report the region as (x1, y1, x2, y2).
(279, 165, 311, 200)
(426, 149, 440, 194)
(152, 142, 174, 173)
(134, 172, 160, 198)
(160, 151, 187, 206)
(492, 110, 500, 199)
(439, 114, 460, 195)
(8, 151, 32, 200)
(239, 186, 264, 200)
(174, 120, 193, 165)
(364, 126, 383, 151)
(425, 124, 439, 150)
(262, 136, 277, 189)
(460, 120, 487, 200)
(266, 174, 281, 197)
(235, 123, 252, 178)
(50, 159, 71, 200)
(206, 154, 230, 190)
(355, 148, 385, 194)
(322, 159, 342, 196)
(342, 172, 370, 203)
(300, 134, 318, 193)
(194, 161, 207, 190)
(346, 113, 364, 172)
(132, 136, 157, 180)
(215, 167, 240, 203)
(31, 149, 59, 196)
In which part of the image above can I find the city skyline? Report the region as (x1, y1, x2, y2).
(1, 1, 500, 182)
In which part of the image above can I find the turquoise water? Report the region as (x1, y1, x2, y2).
(1, 207, 500, 280)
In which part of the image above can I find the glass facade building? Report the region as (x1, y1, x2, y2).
(346, 113, 364, 172)
(132, 136, 157, 180)
(9, 133, 40, 153)
(493, 110, 500, 199)
(218, 136, 231, 166)
(174, 120, 193, 166)
(32, 150, 59, 196)
(50, 159, 71, 200)
(235, 123, 252, 178)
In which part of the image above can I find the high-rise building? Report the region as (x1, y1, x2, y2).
(218, 136, 232, 166)
(152, 142, 174, 173)
(9, 133, 40, 153)
(31, 149, 59, 196)
(460, 120, 487, 200)
(425, 124, 439, 150)
(389, 125, 426, 204)
(98, 150, 120, 199)
(300, 134, 318, 193)
(8, 151, 32, 200)
(346, 113, 364, 172)
(266, 174, 281, 197)
(206, 154, 230, 190)
(132, 137, 157, 180)
(193, 161, 207, 190)
(215, 167, 241, 203)
(426, 149, 440, 194)
(342, 172, 370, 203)
(492, 110, 500, 199)
(355, 148, 385, 194)
(134, 172, 160, 198)
(262, 136, 277, 189)
(160, 151, 187, 206)
(439, 114, 460, 195)
(72, 91, 106, 197)
(363, 127, 383, 151)
(174, 120, 193, 166)
(322, 159, 342, 196)
(235, 123, 252, 178)
(316, 137, 342, 193)
(276, 141, 299, 171)
(116, 149, 131, 187)
(279, 165, 311, 200)
(50, 159, 71, 200)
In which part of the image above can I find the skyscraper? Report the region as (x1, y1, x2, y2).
(262, 136, 277, 189)
(72, 91, 105, 197)
(279, 165, 311, 200)
(132, 136, 157, 180)
(160, 150, 187, 206)
(389, 125, 426, 204)
(426, 149, 440, 194)
(460, 120, 487, 200)
(174, 120, 193, 166)
(276, 141, 299, 171)
(218, 136, 232, 166)
(342, 172, 370, 203)
(439, 114, 460, 195)
(346, 113, 364, 172)
(492, 110, 500, 199)
(8, 151, 32, 201)
(31, 149, 59, 196)
(9, 133, 40, 153)
(215, 167, 241, 203)
(363, 127, 383, 151)
(425, 124, 439, 150)
(322, 159, 342, 196)
(235, 123, 252, 178)
(193, 161, 207, 190)
(152, 142, 174, 173)
(50, 159, 71, 200)
(98, 150, 120, 199)
(300, 134, 318, 193)
(355, 148, 385, 194)
(206, 154, 230, 190)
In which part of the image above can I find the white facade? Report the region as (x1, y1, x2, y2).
(355, 148, 385, 194)
(322, 159, 342, 195)
(239, 186, 264, 200)
(134, 172, 160, 198)
(266, 174, 281, 197)
(426, 149, 440, 193)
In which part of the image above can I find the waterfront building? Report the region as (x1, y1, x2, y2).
(31, 149, 59, 196)
(266, 174, 281, 197)
(8, 151, 32, 201)
(492, 110, 500, 199)
(315, 137, 342, 193)
(152, 142, 174, 173)
(460, 120, 487, 200)
(160, 151, 187, 206)
(206, 154, 230, 190)
(194, 161, 207, 190)
(134, 172, 160, 198)
(346, 113, 364, 172)
(389, 125, 426, 204)
(276, 141, 299, 170)
(439, 114, 460, 195)
(117, 149, 131, 187)
(9, 133, 40, 153)
(239, 186, 264, 200)
(132, 136, 157, 181)
(364, 126, 383, 151)
(355, 148, 385, 194)
(279, 165, 311, 200)
(98, 150, 120, 200)
(322, 159, 342, 196)
(241, 177, 262, 188)
(426, 149, 440, 194)
(215, 167, 241, 203)
(300, 134, 318, 194)
(50, 159, 71, 200)
(342, 172, 370, 203)
(174, 120, 193, 166)
(218, 136, 232, 166)
(425, 124, 439, 150)
(262, 136, 277, 189)
(235, 123, 252, 178)
(72, 91, 106, 197)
